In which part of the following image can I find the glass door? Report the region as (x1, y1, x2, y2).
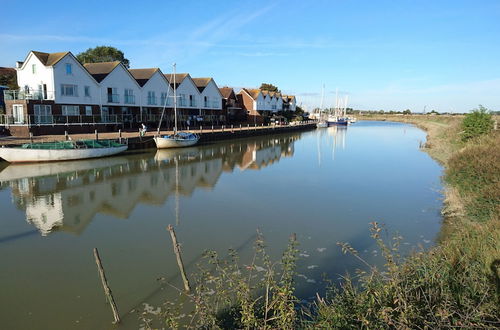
(13, 105, 24, 124)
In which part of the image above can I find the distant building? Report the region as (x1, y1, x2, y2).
(219, 87, 245, 123)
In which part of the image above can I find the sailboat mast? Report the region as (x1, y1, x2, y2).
(335, 88, 339, 117)
(173, 63, 178, 134)
(320, 84, 325, 119)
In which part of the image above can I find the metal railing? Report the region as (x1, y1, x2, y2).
(107, 94, 120, 103)
(0, 114, 123, 126)
(124, 95, 135, 104)
(4, 90, 55, 101)
(147, 96, 157, 105)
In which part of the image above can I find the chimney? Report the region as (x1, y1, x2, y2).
(16, 61, 24, 69)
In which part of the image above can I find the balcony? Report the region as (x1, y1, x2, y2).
(124, 95, 135, 104)
(107, 94, 120, 103)
(179, 99, 187, 107)
(212, 101, 219, 108)
(189, 99, 197, 107)
(147, 96, 157, 105)
(0, 114, 123, 126)
(4, 90, 55, 101)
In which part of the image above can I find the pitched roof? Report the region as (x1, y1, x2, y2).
(241, 88, 261, 100)
(83, 61, 121, 82)
(165, 73, 188, 88)
(219, 87, 235, 99)
(129, 68, 159, 87)
(0, 67, 16, 75)
(31, 51, 69, 66)
(191, 78, 212, 92)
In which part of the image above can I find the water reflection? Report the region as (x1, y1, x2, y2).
(0, 134, 299, 236)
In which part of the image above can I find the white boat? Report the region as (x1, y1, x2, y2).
(0, 139, 128, 163)
(317, 121, 328, 128)
(154, 132, 199, 148)
(154, 63, 200, 149)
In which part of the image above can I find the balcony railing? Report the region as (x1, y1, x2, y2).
(124, 95, 135, 104)
(0, 114, 123, 126)
(107, 94, 120, 103)
(147, 96, 157, 105)
(189, 100, 197, 107)
(3, 90, 55, 101)
(179, 99, 187, 107)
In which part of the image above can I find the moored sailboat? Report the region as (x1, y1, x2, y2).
(154, 63, 200, 149)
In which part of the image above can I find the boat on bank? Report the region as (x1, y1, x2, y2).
(0, 139, 128, 163)
(154, 63, 200, 149)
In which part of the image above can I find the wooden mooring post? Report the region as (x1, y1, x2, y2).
(167, 224, 191, 292)
(93, 248, 120, 324)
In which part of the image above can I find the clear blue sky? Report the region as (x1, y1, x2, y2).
(1, 0, 499, 112)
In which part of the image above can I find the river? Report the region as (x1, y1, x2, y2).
(0, 121, 443, 329)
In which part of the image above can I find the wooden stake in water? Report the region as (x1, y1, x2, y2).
(93, 248, 120, 324)
(167, 225, 191, 292)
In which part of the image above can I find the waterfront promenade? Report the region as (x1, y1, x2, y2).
(0, 121, 316, 150)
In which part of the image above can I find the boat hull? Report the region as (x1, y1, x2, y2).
(316, 122, 328, 128)
(0, 145, 128, 163)
(154, 136, 199, 149)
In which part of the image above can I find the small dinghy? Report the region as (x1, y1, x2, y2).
(0, 139, 128, 163)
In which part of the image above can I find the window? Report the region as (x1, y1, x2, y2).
(84, 86, 90, 97)
(160, 92, 168, 106)
(66, 63, 72, 75)
(179, 94, 186, 106)
(124, 89, 134, 104)
(61, 84, 78, 97)
(147, 91, 156, 105)
(32, 64, 36, 74)
(189, 94, 196, 107)
(13, 105, 24, 124)
(61, 105, 79, 116)
(204, 96, 209, 107)
(85, 106, 92, 116)
(34, 104, 52, 124)
(107, 87, 119, 103)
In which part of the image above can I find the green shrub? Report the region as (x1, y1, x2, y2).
(446, 132, 500, 222)
(461, 105, 493, 141)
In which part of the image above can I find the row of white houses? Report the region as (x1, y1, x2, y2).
(2, 50, 297, 136)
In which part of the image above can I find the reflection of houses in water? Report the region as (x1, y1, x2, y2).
(0, 134, 299, 236)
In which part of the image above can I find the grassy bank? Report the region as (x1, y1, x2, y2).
(309, 114, 499, 328)
(143, 115, 500, 329)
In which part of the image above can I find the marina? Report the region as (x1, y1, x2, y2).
(0, 121, 443, 329)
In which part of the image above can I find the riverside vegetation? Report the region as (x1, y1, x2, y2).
(140, 109, 499, 329)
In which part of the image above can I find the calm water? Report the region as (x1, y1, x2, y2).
(0, 121, 443, 329)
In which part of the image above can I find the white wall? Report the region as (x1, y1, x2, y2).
(290, 98, 296, 111)
(255, 93, 265, 110)
(53, 54, 100, 105)
(200, 80, 222, 110)
(176, 76, 201, 108)
(16, 53, 55, 99)
(276, 96, 283, 111)
(140, 71, 172, 108)
(99, 64, 141, 108)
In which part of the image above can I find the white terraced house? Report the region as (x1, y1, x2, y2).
(2, 50, 225, 136)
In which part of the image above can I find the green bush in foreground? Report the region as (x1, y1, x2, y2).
(461, 105, 494, 141)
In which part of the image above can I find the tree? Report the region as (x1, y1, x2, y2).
(259, 83, 279, 93)
(76, 46, 130, 68)
(403, 109, 411, 115)
(461, 105, 493, 141)
(0, 71, 18, 90)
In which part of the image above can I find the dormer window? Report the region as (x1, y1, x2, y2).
(66, 63, 72, 75)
